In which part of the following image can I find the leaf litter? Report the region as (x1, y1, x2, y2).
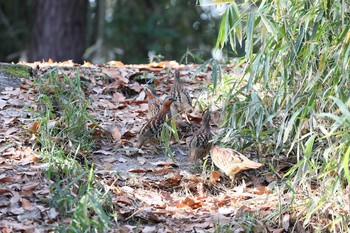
(0, 60, 314, 232)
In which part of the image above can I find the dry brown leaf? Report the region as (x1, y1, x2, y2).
(107, 80, 124, 90)
(252, 186, 273, 195)
(159, 172, 182, 188)
(152, 161, 178, 168)
(150, 168, 173, 175)
(116, 195, 132, 206)
(178, 197, 203, 209)
(20, 198, 34, 210)
(102, 68, 129, 84)
(120, 99, 147, 105)
(0, 189, 21, 205)
(22, 182, 39, 191)
(272, 228, 284, 233)
(129, 82, 143, 92)
(265, 174, 276, 183)
(128, 168, 148, 173)
(107, 61, 125, 67)
(210, 171, 221, 183)
(123, 130, 135, 138)
(0, 177, 15, 182)
(111, 127, 122, 141)
(113, 92, 126, 102)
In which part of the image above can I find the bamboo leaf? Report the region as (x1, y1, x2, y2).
(216, 10, 228, 49)
(330, 96, 350, 119)
(343, 146, 350, 185)
(283, 107, 303, 143)
(245, 12, 255, 60)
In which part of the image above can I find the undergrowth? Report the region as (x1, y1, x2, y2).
(33, 68, 113, 232)
(208, 0, 350, 231)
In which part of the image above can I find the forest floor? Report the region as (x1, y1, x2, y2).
(0, 61, 315, 232)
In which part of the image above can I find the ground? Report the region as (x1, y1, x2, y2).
(0, 61, 310, 232)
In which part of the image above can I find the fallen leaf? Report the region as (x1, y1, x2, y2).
(22, 182, 39, 191)
(107, 80, 125, 90)
(122, 130, 135, 138)
(107, 61, 124, 67)
(252, 186, 273, 195)
(137, 156, 146, 165)
(118, 157, 127, 163)
(0, 99, 7, 109)
(48, 208, 59, 219)
(136, 91, 146, 101)
(129, 82, 143, 93)
(128, 168, 148, 173)
(94, 150, 114, 155)
(178, 197, 203, 209)
(20, 198, 34, 210)
(210, 171, 221, 183)
(150, 168, 173, 175)
(113, 92, 126, 101)
(197, 182, 205, 197)
(283, 214, 290, 231)
(116, 195, 132, 206)
(152, 161, 178, 168)
(111, 127, 122, 141)
(272, 228, 284, 233)
(142, 226, 157, 233)
(159, 172, 182, 188)
(0, 220, 35, 232)
(4, 127, 18, 136)
(0, 177, 15, 182)
(103, 162, 113, 170)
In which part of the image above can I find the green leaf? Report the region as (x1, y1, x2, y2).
(283, 107, 303, 143)
(343, 146, 350, 185)
(245, 12, 255, 60)
(216, 10, 228, 49)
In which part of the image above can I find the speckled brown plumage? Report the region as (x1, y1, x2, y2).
(136, 96, 175, 148)
(210, 146, 262, 181)
(170, 70, 192, 114)
(145, 88, 162, 119)
(188, 109, 212, 163)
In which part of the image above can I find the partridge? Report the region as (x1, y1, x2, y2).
(188, 109, 212, 163)
(210, 146, 262, 181)
(136, 96, 175, 148)
(145, 88, 162, 119)
(170, 70, 192, 115)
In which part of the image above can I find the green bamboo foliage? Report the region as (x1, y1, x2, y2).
(212, 0, 350, 229)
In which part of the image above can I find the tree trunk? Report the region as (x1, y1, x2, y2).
(28, 0, 88, 63)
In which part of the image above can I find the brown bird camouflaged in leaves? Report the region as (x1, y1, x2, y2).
(170, 70, 192, 116)
(188, 109, 212, 163)
(145, 88, 162, 119)
(136, 96, 175, 148)
(210, 146, 262, 182)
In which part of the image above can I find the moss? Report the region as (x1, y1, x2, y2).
(0, 63, 31, 79)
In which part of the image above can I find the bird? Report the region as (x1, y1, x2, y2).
(145, 88, 162, 119)
(210, 146, 262, 182)
(188, 109, 212, 164)
(170, 70, 192, 116)
(136, 96, 176, 148)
